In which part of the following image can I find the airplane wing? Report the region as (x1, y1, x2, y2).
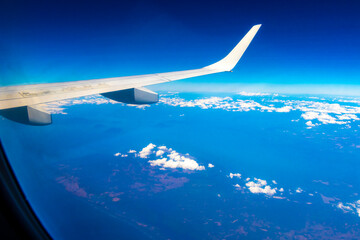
(0, 24, 261, 125)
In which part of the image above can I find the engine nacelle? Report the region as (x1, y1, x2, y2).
(102, 87, 158, 104)
(0, 105, 52, 126)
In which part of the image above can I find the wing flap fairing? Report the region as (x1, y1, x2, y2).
(0, 105, 52, 125)
(102, 87, 158, 104)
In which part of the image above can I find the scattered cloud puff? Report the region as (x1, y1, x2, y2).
(118, 143, 206, 171)
(229, 173, 241, 179)
(238, 91, 272, 96)
(208, 163, 215, 168)
(296, 187, 304, 193)
(245, 178, 277, 196)
(159, 95, 360, 127)
(156, 150, 165, 157)
(305, 120, 317, 128)
(230, 174, 284, 198)
(337, 202, 353, 212)
(149, 151, 205, 171)
(139, 143, 156, 158)
(114, 152, 128, 157)
(301, 112, 346, 125)
(134, 144, 206, 171)
(337, 200, 360, 217)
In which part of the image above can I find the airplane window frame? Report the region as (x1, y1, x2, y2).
(0, 140, 51, 240)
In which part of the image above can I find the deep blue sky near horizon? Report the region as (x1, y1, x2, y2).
(1, 0, 360, 93)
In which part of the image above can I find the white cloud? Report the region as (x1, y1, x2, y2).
(139, 143, 156, 158)
(338, 99, 360, 104)
(114, 153, 128, 157)
(38, 94, 151, 114)
(238, 91, 271, 96)
(38, 95, 119, 114)
(246, 181, 276, 196)
(133, 144, 206, 171)
(38, 92, 360, 131)
(126, 104, 150, 109)
(305, 121, 316, 128)
(231, 177, 287, 198)
(337, 202, 353, 212)
(159, 95, 360, 128)
(258, 178, 267, 185)
(119, 143, 212, 172)
(160, 97, 275, 112)
(40, 92, 360, 129)
(156, 150, 165, 157)
(296, 188, 304, 193)
(301, 112, 346, 125)
(336, 200, 360, 217)
(293, 101, 360, 125)
(337, 114, 360, 121)
(275, 106, 292, 112)
(149, 152, 205, 171)
(229, 173, 241, 179)
(245, 178, 277, 197)
(155, 150, 205, 171)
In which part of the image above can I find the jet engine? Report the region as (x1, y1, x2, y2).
(0, 105, 52, 126)
(101, 87, 158, 104)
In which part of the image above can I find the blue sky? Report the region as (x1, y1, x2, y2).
(1, 0, 360, 94)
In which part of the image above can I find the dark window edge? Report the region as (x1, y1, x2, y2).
(0, 140, 52, 239)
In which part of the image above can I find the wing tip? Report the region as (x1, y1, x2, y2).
(204, 24, 262, 72)
(252, 24, 262, 31)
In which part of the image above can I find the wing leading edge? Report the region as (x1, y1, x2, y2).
(0, 24, 261, 125)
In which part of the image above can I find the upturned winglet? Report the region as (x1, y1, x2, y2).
(205, 24, 261, 72)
